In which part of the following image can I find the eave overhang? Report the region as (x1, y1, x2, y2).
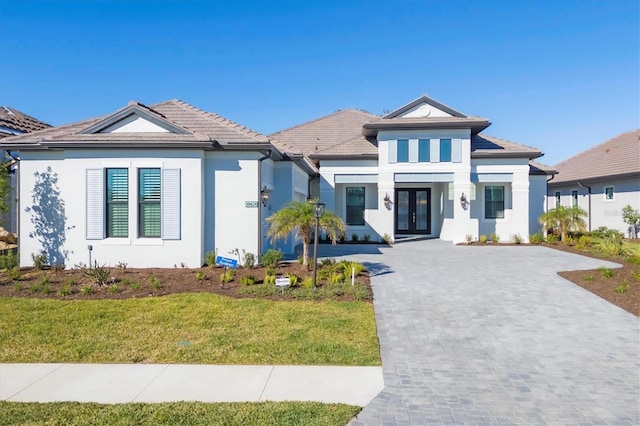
(362, 119, 491, 137)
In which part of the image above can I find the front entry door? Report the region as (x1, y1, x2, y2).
(395, 189, 431, 234)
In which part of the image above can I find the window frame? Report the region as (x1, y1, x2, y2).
(485, 185, 505, 219)
(439, 138, 452, 162)
(554, 191, 561, 208)
(397, 139, 409, 163)
(604, 186, 614, 201)
(418, 139, 430, 162)
(571, 189, 579, 207)
(105, 168, 129, 238)
(345, 186, 366, 226)
(138, 168, 162, 238)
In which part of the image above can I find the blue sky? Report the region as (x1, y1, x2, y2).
(1, 0, 637, 165)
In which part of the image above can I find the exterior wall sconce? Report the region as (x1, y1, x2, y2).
(260, 185, 271, 207)
(460, 193, 468, 208)
(383, 193, 392, 210)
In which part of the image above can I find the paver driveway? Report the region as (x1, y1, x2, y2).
(321, 240, 639, 425)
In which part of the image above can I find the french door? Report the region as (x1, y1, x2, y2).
(395, 188, 431, 234)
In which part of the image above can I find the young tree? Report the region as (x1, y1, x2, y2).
(0, 162, 13, 226)
(539, 205, 587, 243)
(621, 204, 640, 239)
(265, 199, 346, 266)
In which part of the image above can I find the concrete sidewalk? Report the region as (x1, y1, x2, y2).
(1, 364, 384, 406)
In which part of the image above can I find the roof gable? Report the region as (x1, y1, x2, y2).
(383, 95, 468, 119)
(0, 99, 270, 150)
(80, 102, 191, 135)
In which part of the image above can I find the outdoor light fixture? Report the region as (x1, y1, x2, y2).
(460, 193, 468, 208)
(383, 193, 392, 210)
(260, 185, 271, 207)
(311, 200, 325, 290)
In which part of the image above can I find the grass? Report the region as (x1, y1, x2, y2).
(0, 293, 379, 365)
(0, 401, 360, 426)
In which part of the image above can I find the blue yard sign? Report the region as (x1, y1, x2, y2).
(215, 256, 238, 269)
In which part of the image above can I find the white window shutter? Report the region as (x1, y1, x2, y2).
(388, 140, 397, 163)
(161, 169, 181, 240)
(86, 169, 105, 240)
(452, 139, 462, 163)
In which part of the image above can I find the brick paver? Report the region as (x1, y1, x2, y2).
(321, 240, 639, 425)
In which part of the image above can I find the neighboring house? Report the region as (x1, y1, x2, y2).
(271, 95, 555, 244)
(547, 130, 640, 235)
(0, 106, 51, 232)
(0, 100, 314, 268)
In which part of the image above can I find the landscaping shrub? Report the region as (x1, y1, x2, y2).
(264, 274, 276, 285)
(241, 275, 256, 286)
(219, 270, 235, 283)
(31, 252, 47, 270)
(479, 234, 488, 244)
(465, 233, 473, 244)
(351, 234, 359, 242)
(0, 250, 18, 270)
(261, 249, 283, 268)
(340, 260, 365, 277)
(84, 262, 111, 286)
(204, 251, 216, 268)
(149, 276, 162, 289)
(528, 233, 545, 244)
(511, 234, 523, 244)
(195, 271, 206, 282)
(489, 232, 499, 243)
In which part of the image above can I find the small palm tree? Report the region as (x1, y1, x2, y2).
(539, 205, 587, 242)
(266, 199, 346, 266)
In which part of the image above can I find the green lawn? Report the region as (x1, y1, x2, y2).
(0, 401, 360, 426)
(0, 293, 380, 365)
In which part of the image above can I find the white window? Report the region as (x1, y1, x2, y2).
(554, 191, 561, 208)
(604, 186, 614, 201)
(86, 168, 181, 240)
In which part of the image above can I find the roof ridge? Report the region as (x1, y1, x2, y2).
(554, 129, 639, 167)
(270, 108, 378, 136)
(166, 99, 266, 139)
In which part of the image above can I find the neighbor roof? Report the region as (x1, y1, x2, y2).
(549, 130, 639, 185)
(0, 106, 51, 137)
(270, 109, 379, 160)
(0, 100, 269, 150)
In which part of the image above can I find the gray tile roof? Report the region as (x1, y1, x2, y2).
(549, 129, 639, 185)
(0, 106, 51, 137)
(270, 109, 379, 159)
(0, 100, 269, 149)
(472, 134, 543, 159)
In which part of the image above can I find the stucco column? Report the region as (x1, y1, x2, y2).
(452, 180, 474, 243)
(318, 173, 335, 213)
(511, 180, 530, 242)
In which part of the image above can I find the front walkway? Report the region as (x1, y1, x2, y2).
(0, 364, 383, 406)
(319, 240, 639, 425)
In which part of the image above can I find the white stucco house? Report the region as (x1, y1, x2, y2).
(547, 129, 639, 236)
(272, 95, 555, 244)
(1, 94, 555, 268)
(0, 100, 314, 268)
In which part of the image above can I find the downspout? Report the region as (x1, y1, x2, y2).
(545, 173, 555, 212)
(578, 182, 592, 232)
(257, 150, 271, 260)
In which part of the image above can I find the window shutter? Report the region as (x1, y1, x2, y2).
(86, 169, 105, 239)
(452, 139, 462, 163)
(388, 140, 397, 163)
(161, 168, 181, 240)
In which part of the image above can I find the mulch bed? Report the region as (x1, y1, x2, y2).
(0, 262, 371, 303)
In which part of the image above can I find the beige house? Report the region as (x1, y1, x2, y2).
(548, 130, 640, 236)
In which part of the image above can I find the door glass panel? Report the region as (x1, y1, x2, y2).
(397, 191, 409, 231)
(416, 190, 428, 230)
